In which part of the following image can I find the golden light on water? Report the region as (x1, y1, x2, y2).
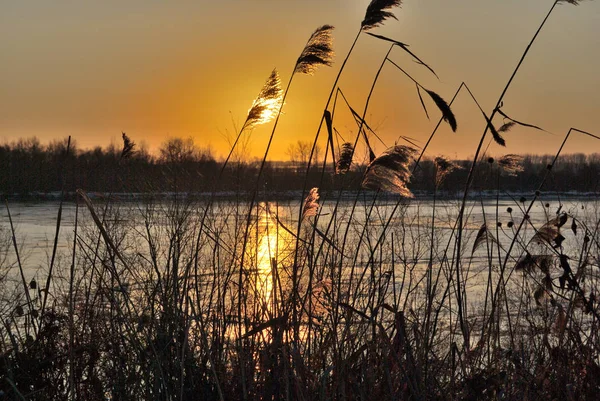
(251, 202, 293, 309)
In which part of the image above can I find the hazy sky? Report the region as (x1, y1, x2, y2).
(1, 0, 599, 160)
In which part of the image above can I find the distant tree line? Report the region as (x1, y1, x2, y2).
(0, 136, 599, 197)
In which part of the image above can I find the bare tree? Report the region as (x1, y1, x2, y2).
(158, 137, 213, 164)
(286, 140, 321, 168)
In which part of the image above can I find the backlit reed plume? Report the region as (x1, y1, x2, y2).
(361, 0, 403, 31)
(121, 132, 135, 159)
(295, 25, 335, 75)
(434, 156, 461, 187)
(472, 223, 498, 254)
(497, 154, 524, 176)
(302, 187, 320, 221)
(336, 142, 354, 174)
(533, 213, 568, 248)
(244, 69, 283, 130)
(362, 145, 417, 197)
(558, 0, 583, 4)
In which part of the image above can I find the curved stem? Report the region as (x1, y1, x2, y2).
(453, 0, 560, 347)
(238, 72, 295, 342)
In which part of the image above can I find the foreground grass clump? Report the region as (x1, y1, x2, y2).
(1, 0, 600, 400)
(1, 196, 599, 400)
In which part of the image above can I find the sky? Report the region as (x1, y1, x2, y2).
(1, 0, 599, 161)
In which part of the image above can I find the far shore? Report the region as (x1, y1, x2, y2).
(4, 189, 599, 203)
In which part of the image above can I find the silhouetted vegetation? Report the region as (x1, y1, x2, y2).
(0, 137, 598, 196)
(2, 1, 600, 400)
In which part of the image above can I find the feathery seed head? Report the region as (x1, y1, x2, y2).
(302, 187, 320, 221)
(295, 25, 335, 75)
(434, 156, 462, 187)
(336, 142, 354, 174)
(362, 145, 417, 197)
(121, 132, 136, 159)
(362, 0, 403, 31)
(245, 69, 283, 130)
(498, 154, 524, 176)
(498, 121, 516, 133)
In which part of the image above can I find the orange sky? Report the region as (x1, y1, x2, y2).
(1, 0, 599, 161)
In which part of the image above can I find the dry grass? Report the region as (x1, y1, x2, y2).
(1, 1, 599, 400)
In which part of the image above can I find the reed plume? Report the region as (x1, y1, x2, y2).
(302, 187, 320, 221)
(487, 120, 505, 146)
(425, 90, 457, 132)
(295, 25, 335, 75)
(472, 223, 498, 254)
(497, 154, 524, 176)
(361, 0, 403, 31)
(244, 69, 283, 130)
(362, 145, 417, 197)
(434, 156, 461, 187)
(498, 121, 516, 133)
(336, 142, 354, 174)
(120, 132, 136, 159)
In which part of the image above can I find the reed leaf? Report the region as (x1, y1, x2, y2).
(312, 224, 347, 257)
(295, 25, 335, 75)
(533, 213, 568, 248)
(324, 110, 336, 169)
(243, 316, 288, 339)
(515, 253, 553, 274)
(365, 32, 438, 78)
(362, 145, 417, 197)
(364, 131, 377, 163)
(496, 108, 548, 133)
(416, 85, 430, 120)
(338, 93, 378, 160)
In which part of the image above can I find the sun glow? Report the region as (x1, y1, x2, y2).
(247, 97, 282, 128)
(243, 69, 283, 131)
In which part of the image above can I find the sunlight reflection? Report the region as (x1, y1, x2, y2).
(251, 202, 293, 311)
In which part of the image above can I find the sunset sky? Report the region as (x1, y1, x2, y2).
(1, 0, 599, 161)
